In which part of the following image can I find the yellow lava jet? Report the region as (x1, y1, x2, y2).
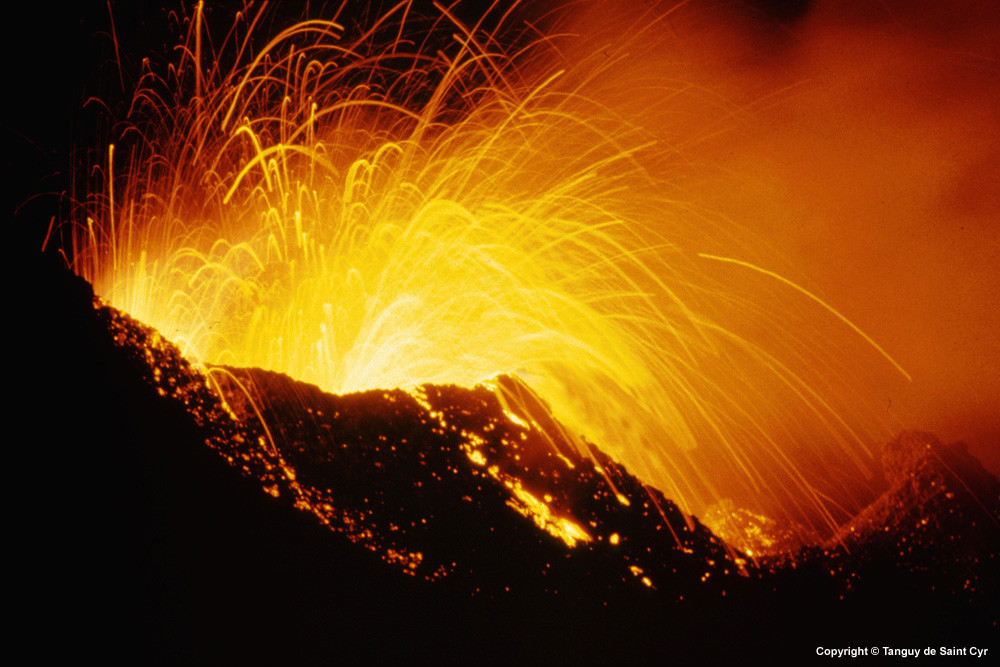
(65, 1, 907, 538)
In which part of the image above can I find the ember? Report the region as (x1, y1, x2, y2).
(51, 0, 937, 538)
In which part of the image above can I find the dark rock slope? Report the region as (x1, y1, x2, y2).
(21, 257, 999, 664)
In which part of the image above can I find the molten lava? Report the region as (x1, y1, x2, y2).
(58, 1, 935, 541)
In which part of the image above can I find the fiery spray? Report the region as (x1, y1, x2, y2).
(62, 1, 914, 538)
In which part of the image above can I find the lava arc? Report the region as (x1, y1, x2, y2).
(60, 0, 912, 537)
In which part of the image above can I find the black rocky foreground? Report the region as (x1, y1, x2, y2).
(23, 257, 999, 664)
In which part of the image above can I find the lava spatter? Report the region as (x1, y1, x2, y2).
(60, 1, 922, 538)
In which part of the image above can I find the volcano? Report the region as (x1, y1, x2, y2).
(10, 1, 1000, 663)
(22, 259, 998, 664)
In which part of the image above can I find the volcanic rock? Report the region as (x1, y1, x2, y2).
(22, 257, 1000, 663)
(823, 430, 999, 631)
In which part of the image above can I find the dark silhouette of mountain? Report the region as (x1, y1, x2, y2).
(20, 256, 999, 664)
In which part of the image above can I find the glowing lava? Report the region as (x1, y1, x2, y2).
(61, 1, 910, 538)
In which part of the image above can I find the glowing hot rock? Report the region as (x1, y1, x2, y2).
(68, 1, 909, 544)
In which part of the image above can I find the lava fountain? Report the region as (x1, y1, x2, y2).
(54, 0, 919, 539)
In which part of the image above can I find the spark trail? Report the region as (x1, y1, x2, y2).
(63, 1, 908, 540)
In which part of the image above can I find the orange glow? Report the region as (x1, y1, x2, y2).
(59, 0, 998, 543)
(505, 482, 593, 548)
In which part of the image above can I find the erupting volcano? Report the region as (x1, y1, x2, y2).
(12, 0, 998, 663)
